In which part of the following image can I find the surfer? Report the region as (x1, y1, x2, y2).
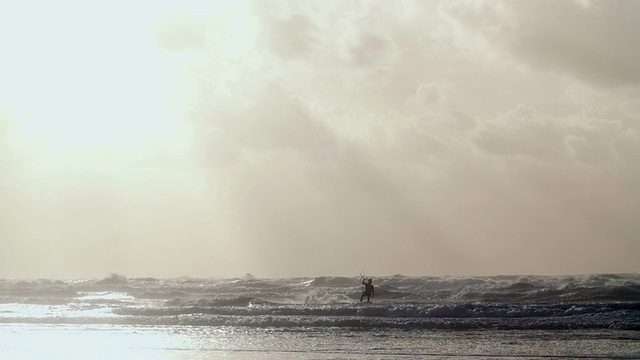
(360, 278, 374, 303)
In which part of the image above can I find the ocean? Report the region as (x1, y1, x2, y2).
(1, 273, 639, 359)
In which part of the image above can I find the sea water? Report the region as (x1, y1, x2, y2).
(1, 274, 639, 359)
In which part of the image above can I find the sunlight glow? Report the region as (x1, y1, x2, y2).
(0, 0, 256, 166)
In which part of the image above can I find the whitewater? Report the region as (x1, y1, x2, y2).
(1, 273, 639, 359)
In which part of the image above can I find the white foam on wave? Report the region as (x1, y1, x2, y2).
(75, 292, 135, 302)
(1, 273, 639, 331)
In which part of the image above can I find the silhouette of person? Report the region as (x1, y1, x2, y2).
(360, 278, 374, 303)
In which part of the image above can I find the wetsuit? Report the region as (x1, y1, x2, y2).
(360, 280, 374, 302)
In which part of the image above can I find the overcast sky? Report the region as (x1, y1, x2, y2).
(1, 0, 639, 279)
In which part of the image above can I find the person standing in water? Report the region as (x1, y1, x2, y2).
(360, 278, 374, 303)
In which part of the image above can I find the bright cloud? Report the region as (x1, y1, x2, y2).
(0, 0, 638, 278)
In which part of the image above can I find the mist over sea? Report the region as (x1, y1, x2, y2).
(1, 273, 639, 359)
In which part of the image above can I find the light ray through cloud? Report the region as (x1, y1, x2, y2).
(0, 0, 638, 278)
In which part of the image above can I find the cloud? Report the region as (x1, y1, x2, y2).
(474, 102, 640, 164)
(2, 0, 639, 278)
(406, 82, 455, 115)
(0, 108, 18, 274)
(194, 80, 338, 165)
(174, 0, 640, 274)
(443, 0, 640, 87)
(474, 100, 639, 264)
(259, 14, 317, 59)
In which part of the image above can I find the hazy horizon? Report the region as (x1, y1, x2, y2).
(1, 0, 639, 279)
(3, 271, 639, 282)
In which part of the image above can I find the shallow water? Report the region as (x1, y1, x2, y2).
(1, 274, 639, 358)
(1, 324, 639, 359)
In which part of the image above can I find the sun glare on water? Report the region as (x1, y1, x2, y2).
(1, 324, 202, 360)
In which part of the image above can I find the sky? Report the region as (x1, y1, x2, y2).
(1, 0, 639, 279)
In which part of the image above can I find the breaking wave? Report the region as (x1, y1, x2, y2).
(1, 273, 639, 330)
